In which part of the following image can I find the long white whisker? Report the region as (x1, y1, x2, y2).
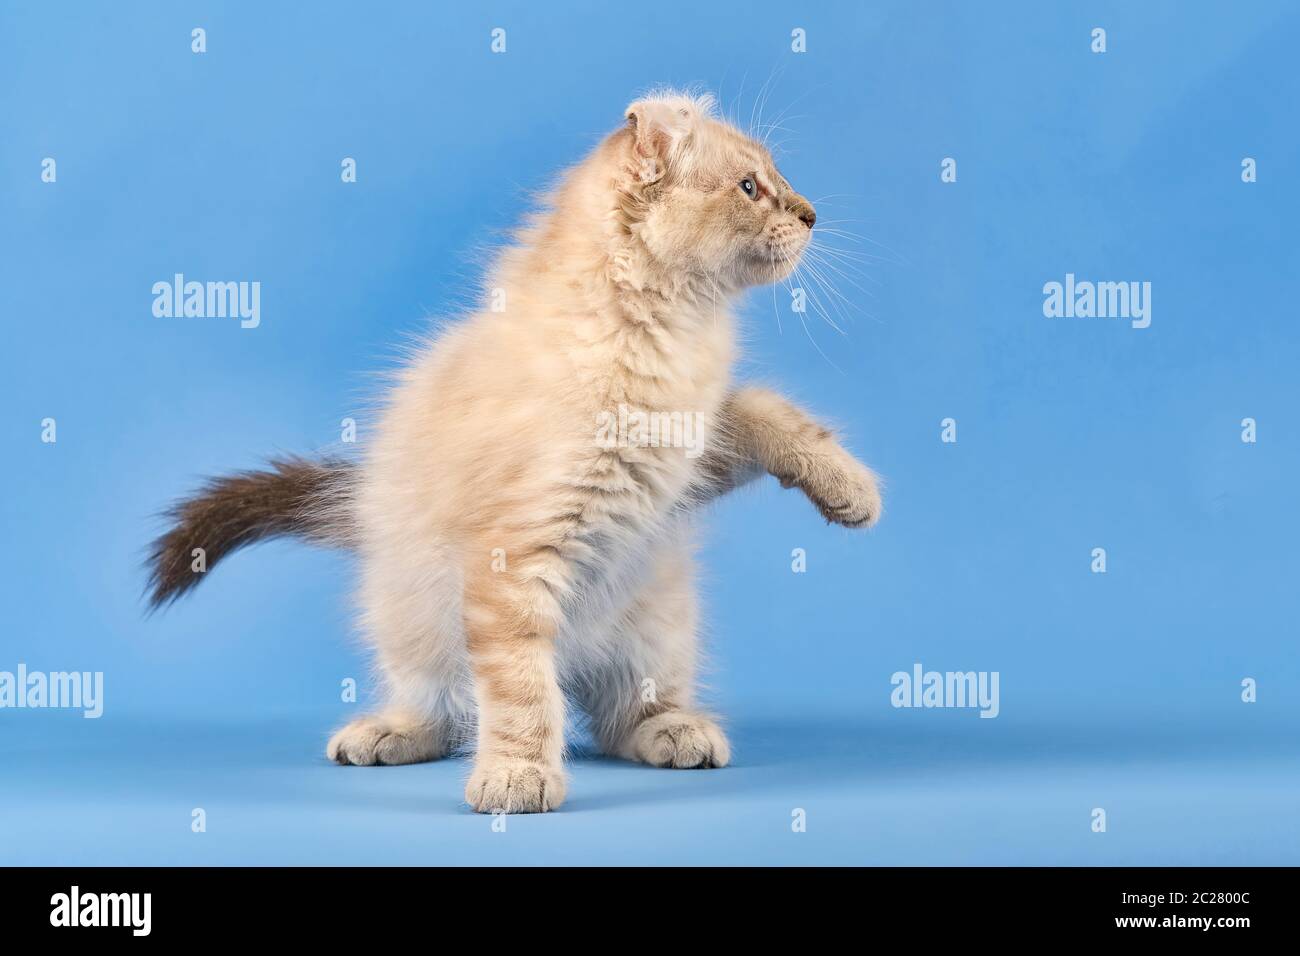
(802, 256, 864, 312)
(813, 227, 869, 244)
(808, 242, 896, 265)
(763, 83, 820, 142)
(804, 249, 880, 297)
(769, 245, 783, 335)
(777, 245, 841, 369)
(800, 262, 853, 334)
(807, 242, 884, 271)
(754, 62, 787, 142)
(793, 261, 847, 336)
(790, 262, 843, 367)
(806, 194, 862, 206)
(793, 286, 843, 371)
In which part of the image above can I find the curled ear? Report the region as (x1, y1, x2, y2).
(624, 98, 696, 185)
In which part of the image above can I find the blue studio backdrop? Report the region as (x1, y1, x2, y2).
(1, 0, 1297, 864)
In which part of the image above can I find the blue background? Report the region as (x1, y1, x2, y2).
(2, 0, 1297, 864)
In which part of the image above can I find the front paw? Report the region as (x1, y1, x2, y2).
(626, 711, 731, 768)
(785, 448, 882, 528)
(327, 714, 449, 766)
(465, 758, 567, 814)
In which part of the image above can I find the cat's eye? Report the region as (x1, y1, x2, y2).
(739, 177, 760, 200)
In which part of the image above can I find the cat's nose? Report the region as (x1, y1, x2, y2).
(790, 196, 816, 229)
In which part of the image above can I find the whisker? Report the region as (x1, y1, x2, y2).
(803, 249, 880, 297)
(769, 245, 783, 335)
(807, 241, 882, 269)
(802, 256, 864, 311)
(809, 240, 897, 265)
(806, 243, 886, 321)
(763, 83, 821, 144)
(800, 263, 854, 334)
(806, 194, 862, 206)
(775, 245, 842, 368)
(793, 288, 844, 372)
(812, 227, 869, 243)
(793, 261, 848, 336)
(750, 63, 784, 142)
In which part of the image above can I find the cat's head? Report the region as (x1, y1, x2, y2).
(611, 90, 816, 291)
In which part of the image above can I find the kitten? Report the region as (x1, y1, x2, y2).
(148, 90, 882, 813)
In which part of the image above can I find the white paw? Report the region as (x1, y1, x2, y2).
(788, 447, 882, 529)
(628, 711, 731, 769)
(465, 758, 567, 813)
(326, 715, 448, 766)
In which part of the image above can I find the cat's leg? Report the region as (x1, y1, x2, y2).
(697, 386, 883, 528)
(577, 540, 730, 769)
(328, 564, 471, 766)
(326, 662, 468, 765)
(461, 552, 568, 813)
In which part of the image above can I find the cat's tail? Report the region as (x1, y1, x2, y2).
(145, 456, 355, 609)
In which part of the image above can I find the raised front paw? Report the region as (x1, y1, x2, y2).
(465, 758, 567, 814)
(782, 445, 882, 528)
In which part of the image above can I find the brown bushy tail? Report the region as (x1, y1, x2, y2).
(146, 456, 353, 609)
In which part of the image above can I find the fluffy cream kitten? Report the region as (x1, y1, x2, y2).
(149, 90, 882, 813)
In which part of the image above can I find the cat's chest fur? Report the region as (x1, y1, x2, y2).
(559, 300, 733, 561)
(588, 305, 731, 481)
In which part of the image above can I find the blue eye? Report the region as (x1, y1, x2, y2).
(739, 177, 759, 199)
